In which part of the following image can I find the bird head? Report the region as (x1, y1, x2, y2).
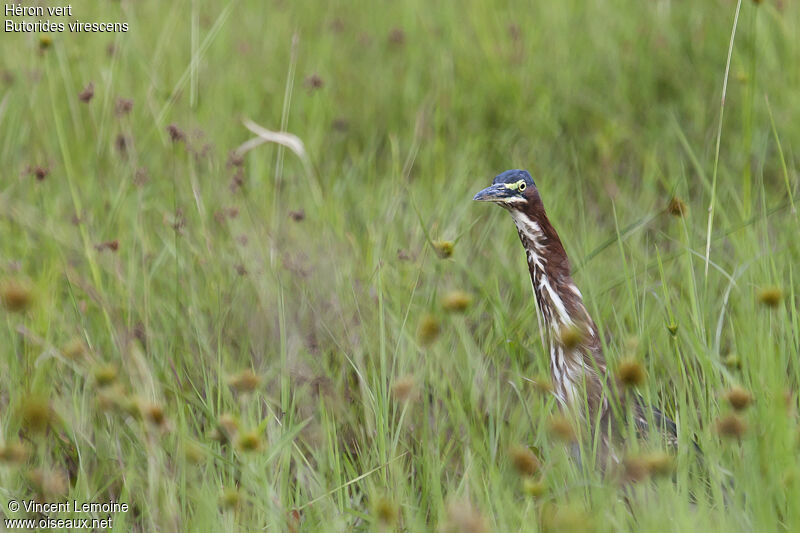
(472, 169, 537, 209)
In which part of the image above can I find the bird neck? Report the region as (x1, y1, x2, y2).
(509, 207, 607, 408)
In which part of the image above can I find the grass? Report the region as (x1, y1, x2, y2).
(1, 0, 799, 530)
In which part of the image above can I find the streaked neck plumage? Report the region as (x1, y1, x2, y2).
(507, 198, 607, 412)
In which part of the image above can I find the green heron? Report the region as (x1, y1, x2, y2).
(474, 170, 677, 468)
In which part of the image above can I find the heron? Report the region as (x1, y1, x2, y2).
(473, 169, 677, 469)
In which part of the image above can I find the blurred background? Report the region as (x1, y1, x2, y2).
(1, 0, 799, 531)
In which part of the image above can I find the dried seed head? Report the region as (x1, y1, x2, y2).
(724, 386, 753, 411)
(217, 413, 239, 441)
(304, 73, 324, 90)
(522, 478, 546, 497)
(227, 369, 261, 393)
(558, 325, 583, 349)
(18, 397, 54, 434)
(417, 314, 441, 345)
(432, 240, 454, 259)
(33, 166, 49, 181)
(717, 414, 747, 439)
(667, 197, 688, 217)
(95, 385, 128, 413)
(115, 98, 133, 115)
(220, 487, 241, 510)
(78, 82, 94, 102)
(289, 209, 305, 222)
(509, 445, 540, 476)
(388, 28, 406, 45)
(442, 290, 472, 312)
(723, 353, 742, 370)
(622, 456, 649, 483)
(757, 287, 783, 308)
(547, 414, 576, 442)
(183, 440, 206, 464)
(39, 36, 52, 50)
(61, 337, 86, 360)
(236, 430, 262, 452)
(617, 359, 646, 387)
(642, 451, 674, 477)
(143, 403, 166, 426)
(0, 441, 30, 464)
(1, 279, 33, 312)
(443, 499, 487, 533)
(29, 468, 67, 498)
(373, 496, 398, 525)
(167, 124, 185, 143)
(93, 364, 118, 387)
(529, 373, 553, 395)
(391, 375, 418, 402)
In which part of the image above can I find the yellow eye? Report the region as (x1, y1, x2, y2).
(518, 181, 526, 192)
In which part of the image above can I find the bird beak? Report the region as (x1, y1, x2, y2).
(473, 183, 510, 202)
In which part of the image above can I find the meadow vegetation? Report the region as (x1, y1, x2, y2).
(1, 0, 799, 530)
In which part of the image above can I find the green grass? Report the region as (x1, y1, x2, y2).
(1, 0, 799, 530)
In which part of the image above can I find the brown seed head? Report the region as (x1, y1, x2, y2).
(724, 386, 753, 411)
(39, 36, 52, 50)
(220, 487, 241, 510)
(1, 279, 33, 312)
(391, 375, 418, 402)
(717, 413, 747, 439)
(227, 369, 261, 393)
(548, 414, 576, 442)
(289, 209, 305, 222)
(388, 28, 406, 45)
(757, 287, 783, 308)
(167, 124, 185, 143)
(558, 325, 583, 349)
(236, 430, 262, 452)
(622, 456, 649, 483)
(528, 373, 553, 395)
(509, 445, 540, 476)
(183, 440, 206, 464)
(523, 478, 546, 497)
(373, 496, 398, 525)
(115, 98, 133, 115)
(667, 197, 688, 217)
(417, 314, 441, 345)
(443, 499, 487, 533)
(617, 359, 646, 387)
(78, 82, 94, 102)
(33, 166, 49, 181)
(432, 240, 454, 259)
(642, 451, 675, 477)
(93, 364, 118, 387)
(0, 441, 31, 464)
(18, 397, 54, 434)
(304, 73, 324, 90)
(143, 403, 166, 426)
(61, 337, 86, 360)
(442, 290, 472, 312)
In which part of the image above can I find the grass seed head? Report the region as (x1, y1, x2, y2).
(29, 468, 67, 498)
(373, 496, 398, 525)
(622, 456, 649, 483)
(79, 82, 94, 102)
(39, 36, 52, 50)
(757, 286, 783, 308)
(417, 314, 441, 345)
(167, 123, 186, 143)
(724, 386, 753, 411)
(432, 240, 454, 259)
(442, 290, 472, 312)
(18, 397, 54, 434)
(0, 441, 31, 464)
(548, 414, 576, 442)
(509, 445, 540, 476)
(558, 325, 583, 349)
(61, 337, 86, 360)
(723, 353, 742, 370)
(220, 487, 241, 510)
(523, 477, 546, 497)
(666, 322, 678, 336)
(717, 413, 747, 439)
(1, 278, 34, 312)
(391, 375, 418, 402)
(143, 403, 166, 426)
(93, 364, 118, 387)
(237, 430, 262, 452)
(667, 197, 688, 217)
(642, 451, 674, 477)
(227, 369, 261, 393)
(443, 499, 487, 533)
(529, 373, 553, 395)
(617, 359, 646, 387)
